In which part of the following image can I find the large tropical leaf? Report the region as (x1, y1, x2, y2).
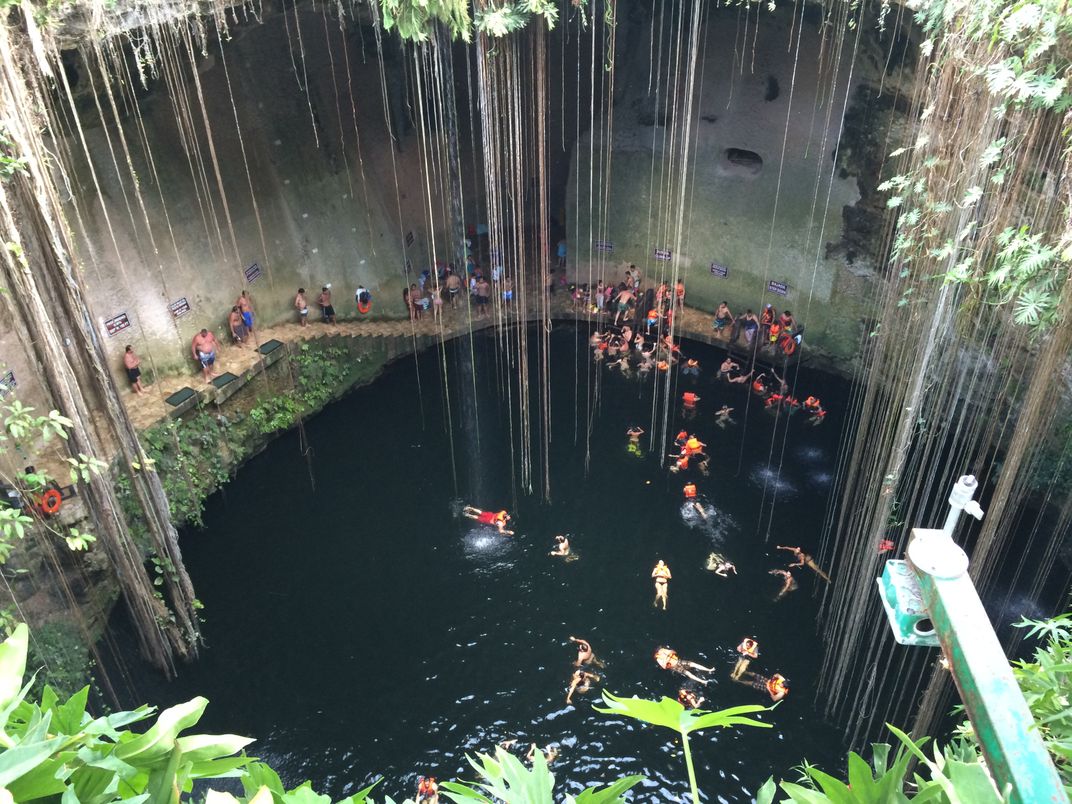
(593, 691, 771, 735)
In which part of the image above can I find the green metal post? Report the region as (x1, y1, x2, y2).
(903, 476, 1067, 804)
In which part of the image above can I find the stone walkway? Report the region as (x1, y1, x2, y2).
(122, 296, 755, 432)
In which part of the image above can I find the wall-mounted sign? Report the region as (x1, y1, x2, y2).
(710, 262, 728, 277)
(654, 248, 672, 261)
(595, 239, 614, 252)
(405, 231, 415, 247)
(767, 280, 789, 296)
(168, 297, 191, 318)
(244, 263, 263, 284)
(104, 312, 131, 337)
(0, 370, 15, 399)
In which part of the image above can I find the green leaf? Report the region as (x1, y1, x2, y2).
(571, 774, 644, 802)
(755, 777, 777, 804)
(115, 697, 208, 764)
(0, 624, 28, 713)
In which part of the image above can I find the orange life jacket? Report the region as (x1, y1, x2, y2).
(767, 675, 788, 698)
(753, 380, 765, 394)
(737, 639, 759, 658)
(675, 430, 688, 442)
(804, 396, 819, 408)
(657, 361, 669, 371)
(655, 648, 678, 669)
(769, 323, 782, 342)
(418, 778, 437, 796)
(683, 483, 697, 499)
(683, 392, 698, 405)
(686, 359, 698, 368)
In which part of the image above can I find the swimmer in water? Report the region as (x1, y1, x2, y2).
(777, 545, 831, 582)
(715, 404, 734, 427)
(731, 637, 760, 681)
(727, 369, 753, 384)
(527, 743, 559, 765)
(569, 636, 604, 667)
(718, 357, 739, 379)
(462, 506, 515, 536)
(566, 668, 601, 705)
(678, 688, 705, 709)
(705, 552, 737, 577)
(696, 454, 711, 476)
(550, 535, 570, 556)
(416, 776, 439, 804)
(654, 646, 715, 684)
(652, 560, 672, 609)
(752, 673, 789, 702)
(627, 425, 645, 443)
(769, 568, 798, 601)
(683, 482, 707, 519)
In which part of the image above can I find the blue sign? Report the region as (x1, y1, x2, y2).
(104, 312, 131, 337)
(768, 280, 789, 296)
(168, 297, 191, 318)
(244, 263, 263, 284)
(710, 262, 728, 277)
(654, 248, 672, 261)
(595, 240, 614, 252)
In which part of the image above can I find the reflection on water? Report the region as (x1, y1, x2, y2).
(679, 501, 737, 544)
(749, 464, 798, 496)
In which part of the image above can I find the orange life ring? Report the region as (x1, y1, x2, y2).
(358, 300, 371, 314)
(40, 489, 62, 515)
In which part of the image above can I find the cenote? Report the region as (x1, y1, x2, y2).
(112, 328, 850, 800)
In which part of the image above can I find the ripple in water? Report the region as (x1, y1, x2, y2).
(749, 465, 798, 497)
(680, 501, 737, 542)
(462, 528, 516, 571)
(796, 445, 826, 464)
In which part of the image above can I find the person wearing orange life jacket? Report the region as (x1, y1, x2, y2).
(768, 321, 782, 344)
(778, 310, 796, 333)
(645, 308, 660, 334)
(683, 483, 698, 499)
(652, 560, 672, 609)
(462, 505, 515, 536)
(681, 357, 700, 377)
(731, 637, 760, 681)
(683, 436, 706, 456)
(416, 776, 439, 803)
(762, 673, 789, 702)
(682, 391, 700, 408)
(760, 304, 776, 340)
(765, 393, 784, 409)
(752, 373, 768, 396)
(654, 646, 715, 684)
(669, 453, 690, 473)
(678, 688, 704, 709)
(674, 429, 688, 448)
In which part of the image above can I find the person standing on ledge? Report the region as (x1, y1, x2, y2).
(228, 306, 248, 348)
(295, 288, 309, 327)
(318, 285, 336, 324)
(191, 328, 219, 383)
(557, 237, 567, 270)
(236, 290, 255, 335)
(123, 345, 144, 395)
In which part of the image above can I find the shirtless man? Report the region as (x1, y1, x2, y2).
(769, 568, 798, 601)
(569, 635, 602, 667)
(318, 286, 336, 324)
(566, 668, 600, 705)
(713, 301, 733, 333)
(295, 288, 309, 326)
(627, 425, 645, 443)
(191, 329, 219, 382)
(236, 290, 254, 334)
(777, 545, 831, 583)
(228, 306, 248, 347)
(613, 288, 635, 326)
(654, 647, 714, 684)
(718, 357, 738, 379)
(445, 271, 462, 308)
(550, 535, 570, 556)
(652, 560, 672, 610)
(726, 369, 753, 385)
(416, 776, 439, 804)
(123, 345, 144, 394)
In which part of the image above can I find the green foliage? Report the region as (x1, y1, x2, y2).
(26, 620, 92, 701)
(0, 127, 27, 182)
(248, 393, 302, 435)
(441, 746, 642, 803)
(379, 0, 559, 41)
(594, 690, 771, 804)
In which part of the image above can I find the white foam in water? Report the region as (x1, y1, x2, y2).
(749, 464, 798, 497)
(462, 527, 515, 572)
(809, 471, 833, 488)
(797, 445, 825, 463)
(679, 501, 736, 542)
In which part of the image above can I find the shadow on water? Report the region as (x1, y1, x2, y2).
(107, 325, 853, 801)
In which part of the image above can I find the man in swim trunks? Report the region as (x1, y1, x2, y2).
(462, 505, 514, 535)
(236, 290, 255, 334)
(713, 301, 733, 333)
(445, 271, 462, 308)
(731, 637, 759, 681)
(627, 425, 644, 443)
(550, 535, 570, 556)
(614, 288, 634, 327)
(570, 635, 602, 667)
(295, 288, 309, 326)
(318, 286, 336, 324)
(191, 328, 219, 382)
(123, 345, 144, 394)
(652, 560, 672, 609)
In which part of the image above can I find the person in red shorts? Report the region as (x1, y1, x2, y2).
(462, 505, 515, 535)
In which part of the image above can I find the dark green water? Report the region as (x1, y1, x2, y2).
(117, 326, 852, 801)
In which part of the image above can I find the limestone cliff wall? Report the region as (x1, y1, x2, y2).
(568, 4, 913, 360)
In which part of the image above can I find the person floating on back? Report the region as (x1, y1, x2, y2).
(777, 545, 831, 582)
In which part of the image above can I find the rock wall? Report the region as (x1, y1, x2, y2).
(55, 9, 438, 384)
(568, 3, 915, 361)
